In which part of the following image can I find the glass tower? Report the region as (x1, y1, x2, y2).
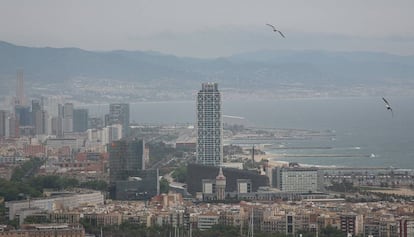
(108, 139, 145, 184)
(196, 83, 223, 166)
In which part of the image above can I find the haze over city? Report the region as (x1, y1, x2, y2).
(1, 1, 414, 237)
(1, 0, 414, 57)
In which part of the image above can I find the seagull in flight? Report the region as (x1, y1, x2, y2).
(382, 97, 393, 117)
(266, 24, 285, 38)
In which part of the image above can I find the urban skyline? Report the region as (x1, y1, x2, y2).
(1, 74, 414, 237)
(1, 1, 414, 236)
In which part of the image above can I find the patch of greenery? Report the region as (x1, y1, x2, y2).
(159, 178, 169, 194)
(327, 179, 359, 193)
(171, 166, 187, 183)
(1, 159, 108, 201)
(147, 141, 175, 164)
(80, 180, 108, 191)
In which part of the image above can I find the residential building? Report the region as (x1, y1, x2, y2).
(197, 213, 220, 230)
(0, 224, 85, 237)
(340, 214, 364, 236)
(398, 218, 414, 237)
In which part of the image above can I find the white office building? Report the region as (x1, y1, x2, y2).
(273, 167, 320, 193)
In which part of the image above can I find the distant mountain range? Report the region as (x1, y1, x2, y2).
(1, 40, 414, 100)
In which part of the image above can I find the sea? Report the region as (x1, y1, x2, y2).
(84, 96, 414, 169)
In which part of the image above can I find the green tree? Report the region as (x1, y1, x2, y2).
(171, 166, 187, 183)
(148, 141, 175, 164)
(11, 158, 43, 181)
(159, 178, 170, 194)
(29, 175, 79, 190)
(80, 180, 108, 191)
(320, 225, 343, 237)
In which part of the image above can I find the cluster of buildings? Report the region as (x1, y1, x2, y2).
(1, 81, 414, 237)
(191, 83, 326, 201)
(0, 102, 131, 181)
(0, 72, 130, 141)
(0, 100, 129, 142)
(5, 192, 414, 237)
(0, 224, 84, 237)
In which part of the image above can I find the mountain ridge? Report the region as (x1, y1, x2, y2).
(1, 40, 413, 100)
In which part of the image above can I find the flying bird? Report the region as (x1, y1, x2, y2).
(382, 97, 393, 117)
(266, 24, 285, 38)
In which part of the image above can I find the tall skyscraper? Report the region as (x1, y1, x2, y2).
(51, 117, 63, 137)
(32, 99, 47, 135)
(108, 103, 130, 138)
(0, 110, 8, 138)
(196, 82, 223, 166)
(73, 109, 88, 132)
(108, 139, 145, 184)
(8, 115, 19, 138)
(15, 69, 25, 106)
(62, 103, 74, 133)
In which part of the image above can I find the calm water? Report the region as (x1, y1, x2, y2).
(85, 96, 414, 169)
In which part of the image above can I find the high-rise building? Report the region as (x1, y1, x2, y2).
(108, 139, 145, 184)
(73, 109, 88, 132)
(32, 99, 42, 114)
(108, 103, 130, 137)
(57, 103, 74, 134)
(51, 117, 63, 137)
(32, 99, 47, 135)
(196, 83, 223, 166)
(15, 69, 25, 106)
(15, 105, 31, 126)
(7, 115, 18, 138)
(0, 110, 8, 137)
(88, 117, 104, 129)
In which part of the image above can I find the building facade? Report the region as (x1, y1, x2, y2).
(73, 109, 88, 132)
(273, 167, 320, 193)
(62, 103, 74, 133)
(114, 169, 160, 200)
(107, 103, 130, 138)
(215, 167, 226, 200)
(0, 110, 8, 137)
(108, 139, 145, 184)
(196, 83, 222, 166)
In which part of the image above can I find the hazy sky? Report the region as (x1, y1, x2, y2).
(1, 0, 414, 57)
